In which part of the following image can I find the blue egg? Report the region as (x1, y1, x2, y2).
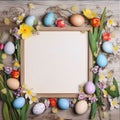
(43, 12, 56, 26)
(58, 98, 69, 110)
(13, 97, 25, 109)
(102, 42, 113, 53)
(25, 15, 35, 26)
(96, 54, 108, 67)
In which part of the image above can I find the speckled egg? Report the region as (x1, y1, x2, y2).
(102, 42, 113, 53)
(4, 41, 15, 55)
(7, 78, 20, 90)
(69, 14, 85, 27)
(57, 98, 69, 110)
(25, 15, 36, 26)
(85, 81, 96, 94)
(43, 12, 56, 27)
(13, 97, 25, 109)
(96, 54, 108, 67)
(32, 103, 45, 115)
(75, 100, 88, 114)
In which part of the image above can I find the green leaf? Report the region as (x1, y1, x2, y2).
(94, 75, 102, 105)
(113, 78, 119, 97)
(97, 7, 106, 41)
(20, 101, 30, 120)
(89, 30, 97, 58)
(3, 102, 10, 120)
(90, 102, 97, 120)
(106, 78, 120, 98)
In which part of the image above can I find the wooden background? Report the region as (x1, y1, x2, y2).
(0, 0, 120, 120)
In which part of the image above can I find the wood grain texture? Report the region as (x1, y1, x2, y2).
(0, 1, 120, 120)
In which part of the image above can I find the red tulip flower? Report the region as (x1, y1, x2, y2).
(11, 70, 20, 79)
(102, 32, 111, 41)
(49, 98, 57, 107)
(55, 19, 65, 28)
(91, 18, 100, 27)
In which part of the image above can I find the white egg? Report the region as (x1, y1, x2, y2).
(4, 41, 15, 55)
(32, 103, 45, 115)
(75, 100, 88, 114)
(102, 41, 113, 53)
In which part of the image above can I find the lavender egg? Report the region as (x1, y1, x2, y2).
(84, 81, 96, 94)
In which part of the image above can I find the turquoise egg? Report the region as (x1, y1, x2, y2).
(96, 54, 108, 67)
(102, 42, 113, 53)
(25, 15, 35, 26)
(58, 98, 69, 110)
(13, 97, 25, 109)
(43, 12, 56, 26)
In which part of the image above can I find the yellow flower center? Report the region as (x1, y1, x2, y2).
(13, 61, 20, 67)
(26, 90, 32, 95)
(112, 100, 117, 106)
(31, 96, 37, 102)
(18, 15, 23, 21)
(110, 85, 116, 91)
(108, 19, 113, 25)
(113, 45, 118, 51)
(103, 90, 108, 96)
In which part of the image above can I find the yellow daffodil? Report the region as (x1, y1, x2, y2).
(107, 18, 117, 28)
(18, 24, 33, 40)
(109, 97, 119, 110)
(71, 5, 77, 12)
(2, 53, 7, 59)
(110, 85, 116, 91)
(83, 9, 96, 19)
(0, 64, 4, 70)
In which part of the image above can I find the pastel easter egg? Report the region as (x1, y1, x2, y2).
(7, 78, 20, 90)
(96, 54, 108, 67)
(75, 100, 88, 114)
(25, 15, 36, 26)
(69, 14, 85, 27)
(4, 41, 15, 55)
(32, 103, 45, 115)
(13, 97, 25, 109)
(43, 12, 56, 27)
(85, 81, 96, 94)
(57, 98, 69, 110)
(102, 42, 113, 53)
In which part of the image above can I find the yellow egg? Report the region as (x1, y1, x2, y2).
(69, 14, 85, 27)
(75, 100, 88, 114)
(7, 78, 20, 90)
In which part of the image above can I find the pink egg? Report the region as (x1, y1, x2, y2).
(84, 81, 96, 94)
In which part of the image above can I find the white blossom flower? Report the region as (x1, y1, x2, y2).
(13, 13, 25, 24)
(108, 96, 119, 110)
(107, 18, 117, 28)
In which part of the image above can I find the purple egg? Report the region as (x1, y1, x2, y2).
(84, 81, 96, 94)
